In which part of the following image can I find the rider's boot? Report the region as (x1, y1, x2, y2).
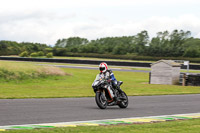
(113, 89, 120, 102)
(117, 86, 123, 93)
(116, 87, 127, 100)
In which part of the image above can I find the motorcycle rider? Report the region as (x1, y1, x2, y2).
(98, 62, 123, 99)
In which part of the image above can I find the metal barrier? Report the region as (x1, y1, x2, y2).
(0, 57, 151, 67)
(187, 74, 200, 86)
(180, 73, 200, 86)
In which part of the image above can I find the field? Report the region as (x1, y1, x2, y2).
(3, 118, 200, 133)
(1, 60, 200, 132)
(0, 60, 200, 99)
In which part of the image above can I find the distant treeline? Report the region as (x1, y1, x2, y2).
(54, 30, 200, 58)
(0, 41, 51, 56)
(0, 29, 200, 59)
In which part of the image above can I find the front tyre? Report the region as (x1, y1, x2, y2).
(95, 92, 107, 109)
(118, 91, 128, 108)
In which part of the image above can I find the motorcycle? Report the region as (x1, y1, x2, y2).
(92, 74, 128, 109)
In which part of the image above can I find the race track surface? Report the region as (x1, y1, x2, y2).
(42, 64, 150, 73)
(0, 94, 200, 126)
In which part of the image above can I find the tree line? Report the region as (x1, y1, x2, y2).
(0, 30, 200, 58)
(0, 41, 51, 56)
(54, 30, 200, 58)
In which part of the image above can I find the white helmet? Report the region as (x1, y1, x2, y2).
(99, 62, 108, 73)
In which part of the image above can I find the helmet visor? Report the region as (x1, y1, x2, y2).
(99, 67, 105, 71)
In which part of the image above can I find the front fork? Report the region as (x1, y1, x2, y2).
(97, 89, 107, 102)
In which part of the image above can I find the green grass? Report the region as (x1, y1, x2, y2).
(29, 62, 200, 73)
(0, 61, 66, 81)
(4, 118, 200, 133)
(0, 61, 200, 99)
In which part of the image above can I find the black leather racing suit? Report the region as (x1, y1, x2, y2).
(99, 69, 118, 90)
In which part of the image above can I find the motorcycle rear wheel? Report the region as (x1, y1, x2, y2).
(95, 92, 107, 109)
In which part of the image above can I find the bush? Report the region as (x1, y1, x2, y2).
(38, 51, 44, 56)
(45, 48, 53, 53)
(183, 48, 200, 58)
(30, 52, 39, 57)
(53, 48, 68, 56)
(46, 52, 53, 58)
(19, 51, 29, 57)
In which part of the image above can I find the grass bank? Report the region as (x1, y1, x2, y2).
(4, 118, 200, 133)
(0, 61, 67, 81)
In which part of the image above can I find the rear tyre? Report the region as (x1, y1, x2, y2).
(118, 91, 128, 108)
(95, 92, 107, 109)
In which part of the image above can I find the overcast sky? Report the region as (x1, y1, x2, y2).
(1, 0, 200, 45)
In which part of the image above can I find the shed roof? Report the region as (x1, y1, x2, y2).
(151, 60, 181, 67)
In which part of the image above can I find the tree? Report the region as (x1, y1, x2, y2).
(46, 53, 53, 58)
(183, 47, 200, 57)
(19, 51, 29, 57)
(38, 51, 44, 56)
(135, 30, 149, 46)
(55, 37, 89, 48)
(112, 44, 127, 55)
(147, 30, 191, 57)
(30, 52, 39, 57)
(0, 41, 49, 56)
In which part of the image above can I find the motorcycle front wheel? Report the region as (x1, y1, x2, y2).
(95, 91, 107, 109)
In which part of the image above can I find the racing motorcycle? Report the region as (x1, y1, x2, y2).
(92, 74, 128, 109)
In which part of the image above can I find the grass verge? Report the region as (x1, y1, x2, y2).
(30, 62, 200, 73)
(0, 61, 67, 81)
(0, 61, 200, 99)
(3, 118, 200, 133)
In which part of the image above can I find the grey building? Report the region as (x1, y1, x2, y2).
(150, 60, 181, 85)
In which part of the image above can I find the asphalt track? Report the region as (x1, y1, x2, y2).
(42, 64, 150, 73)
(0, 94, 200, 126)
